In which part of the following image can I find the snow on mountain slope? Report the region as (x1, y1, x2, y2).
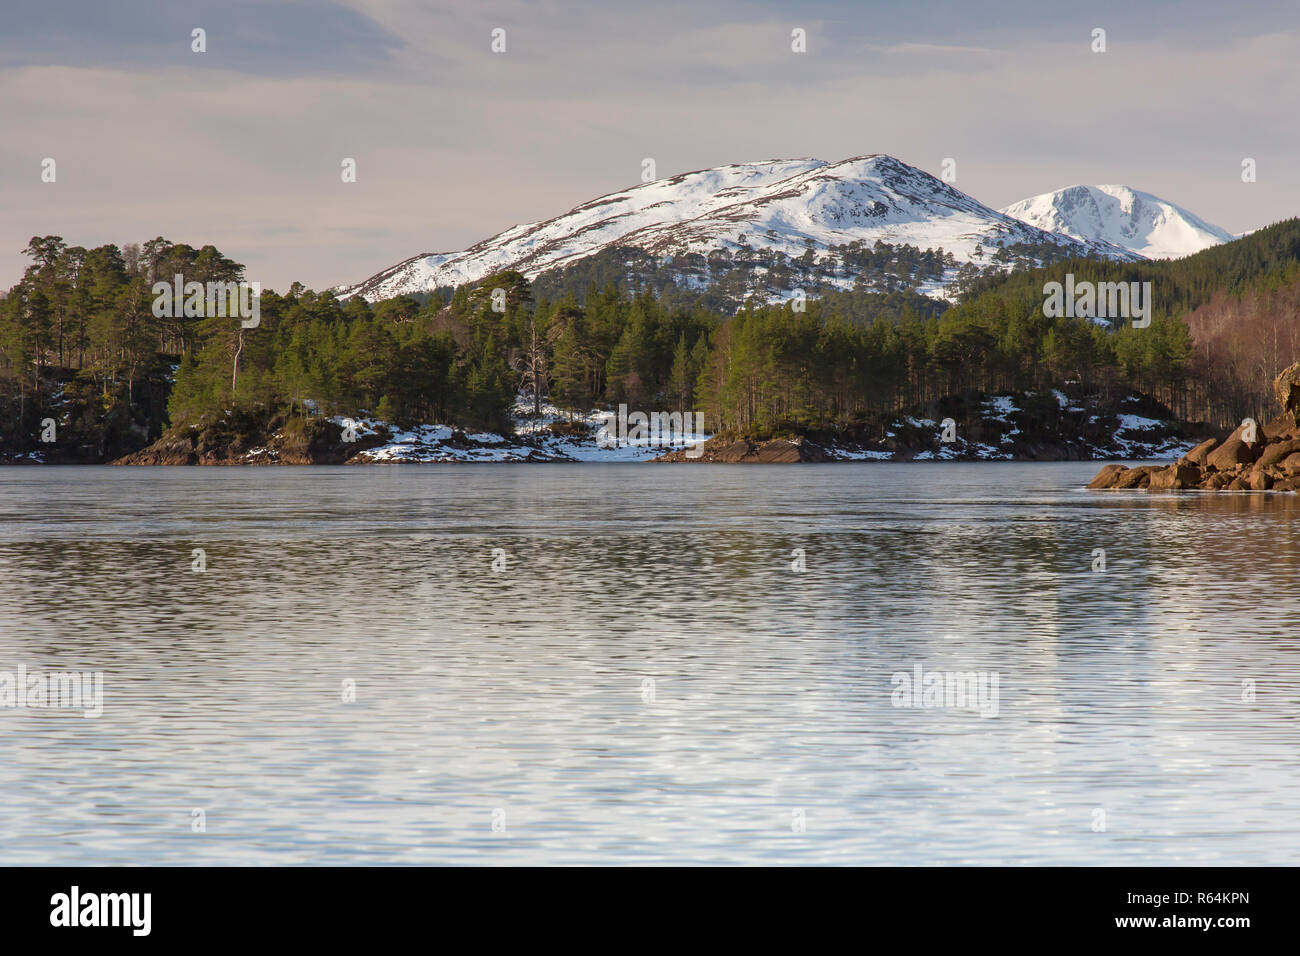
(1000, 184, 1234, 260)
(338, 155, 1135, 301)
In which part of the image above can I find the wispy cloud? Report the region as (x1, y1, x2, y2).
(1, 1, 1296, 291)
(0, 0, 401, 75)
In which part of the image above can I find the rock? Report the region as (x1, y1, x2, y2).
(1204, 472, 1229, 490)
(1273, 361, 1300, 426)
(653, 435, 831, 463)
(754, 438, 832, 463)
(1113, 465, 1158, 489)
(114, 434, 200, 465)
(1206, 424, 1263, 471)
(716, 440, 756, 461)
(1149, 462, 1201, 489)
(1147, 466, 1178, 489)
(114, 417, 386, 465)
(1249, 460, 1281, 485)
(1262, 414, 1300, 441)
(1280, 452, 1300, 475)
(1182, 437, 1218, 466)
(1086, 464, 1128, 489)
(1257, 438, 1300, 468)
(1274, 475, 1300, 492)
(1226, 477, 1250, 490)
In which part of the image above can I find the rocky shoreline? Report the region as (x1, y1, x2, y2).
(1087, 362, 1300, 492)
(653, 436, 833, 463)
(23, 387, 1203, 466)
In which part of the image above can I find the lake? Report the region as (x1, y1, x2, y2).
(1, 463, 1297, 865)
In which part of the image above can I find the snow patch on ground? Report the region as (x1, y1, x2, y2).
(238, 390, 1199, 466)
(983, 395, 1020, 420)
(340, 397, 710, 463)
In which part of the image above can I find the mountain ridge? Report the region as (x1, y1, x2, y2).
(1000, 184, 1234, 260)
(337, 154, 1140, 302)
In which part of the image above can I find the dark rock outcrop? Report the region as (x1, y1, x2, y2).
(653, 436, 831, 463)
(115, 416, 386, 465)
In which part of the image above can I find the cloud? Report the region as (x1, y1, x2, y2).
(872, 42, 1000, 57)
(1, 1, 1296, 292)
(0, 0, 401, 75)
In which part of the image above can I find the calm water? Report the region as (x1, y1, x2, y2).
(1, 463, 1297, 865)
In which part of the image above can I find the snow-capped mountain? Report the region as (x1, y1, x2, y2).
(1000, 185, 1234, 260)
(338, 155, 1136, 301)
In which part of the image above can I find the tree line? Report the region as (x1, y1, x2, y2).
(4, 221, 1299, 458)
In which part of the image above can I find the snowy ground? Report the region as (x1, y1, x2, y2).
(341, 398, 710, 464)
(337, 155, 1129, 302)
(226, 390, 1198, 465)
(821, 392, 1197, 463)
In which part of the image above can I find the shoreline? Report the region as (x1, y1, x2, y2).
(1087, 363, 1300, 492)
(10, 389, 1208, 467)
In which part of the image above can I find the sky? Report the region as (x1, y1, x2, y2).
(2, 0, 1298, 291)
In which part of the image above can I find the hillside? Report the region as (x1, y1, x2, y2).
(945, 218, 1300, 427)
(338, 155, 1135, 305)
(1001, 184, 1235, 260)
(8, 220, 1300, 464)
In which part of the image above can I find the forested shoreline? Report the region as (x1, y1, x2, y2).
(3, 221, 1299, 464)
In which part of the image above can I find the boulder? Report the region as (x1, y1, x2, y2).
(1086, 464, 1128, 489)
(1114, 465, 1157, 489)
(1181, 437, 1218, 466)
(1250, 460, 1282, 484)
(1146, 465, 1175, 489)
(1280, 452, 1300, 475)
(1274, 475, 1300, 492)
(1273, 361, 1300, 427)
(1249, 468, 1274, 490)
(1227, 477, 1250, 490)
(1206, 438, 1253, 470)
(1257, 438, 1300, 468)
(1206, 420, 1265, 470)
(1262, 414, 1300, 442)
(1148, 462, 1201, 489)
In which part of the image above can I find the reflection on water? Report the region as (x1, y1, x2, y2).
(0, 463, 1297, 865)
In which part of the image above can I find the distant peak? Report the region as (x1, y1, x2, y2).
(1000, 184, 1233, 259)
(338, 156, 1139, 300)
